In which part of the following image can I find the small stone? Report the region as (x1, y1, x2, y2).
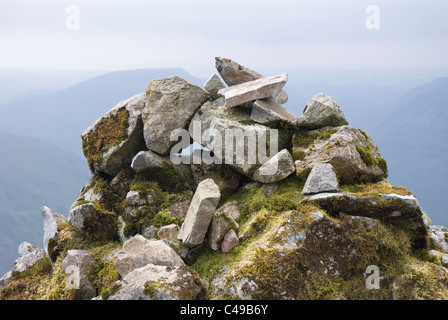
(125, 190, 148, 206)
(207, 201, 240, 251)
(218, 73, 288, 108)
(142, 225, 156, 239)
(221, 229, 239, 253)
(253, 149, 295, 183)
(302, 163, 339, 195)
(204, 74, 226, 100)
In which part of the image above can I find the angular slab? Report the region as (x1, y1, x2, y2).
(68, 203, 96, 231)
(250, 98, 298, 126)
(178, 179, 221, 247)
(143, 76, 209, 155)
(41, 206, 67, 262)
(253, 149, 295, 184)
(298, 93, 348, 129)
(115, 235, 185, 278)
(204, 74, 226, 100)
(217, 73, 288, 108)
(215, 57, 288, 104)
(221, 229, 239, 253)
(302, 163, 339, 195)
(82, 93, 147, 176)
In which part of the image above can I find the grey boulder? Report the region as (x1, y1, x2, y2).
(298, 93, 348, 129)
(41, 206, 67, 262)
(68, 203, 96, 231)
(142, 76, 209, 155)
(250, 98, 298, 127)
(61, 250, 96, 300)
(253, 149, 295, 184)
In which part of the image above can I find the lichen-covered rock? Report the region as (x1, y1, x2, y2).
(293, 125, 388, 184)
(253, 149, 295, 183)
(158, 224, 181, 246)
(298, 93, 348, 129)
(61, 250, 96, 300)
(82, 92, 147, 176)
(108, 263, 202, 300)
(68, 203, 96, 231)
(143, 76, 209, 155)
(215, 57, 288, 104)
(178, 179, 221, 248)
(189, 101, 291, 178)
(41, 206, 67, 262)
(302, 163, 339, 195)
(115, 235, 185, 278)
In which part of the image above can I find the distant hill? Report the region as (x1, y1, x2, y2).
(373, 78, 448, 226)
(0, 68, 205, 159)
(0, 131, 90, 275)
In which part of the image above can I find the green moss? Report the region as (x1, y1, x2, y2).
(292, 128, 337, 150)
(292, 150, 306, 161)
(339, 181, 412, 196)
(143, 280, 160, 299)
(358, 128, 369, 140)
(376, 157, 388, 175)
(75, 200, 90, 207)
(82, 108, 130, 172)
(135, 162, 192, 193)
(90, 257, 121, 299)
(356, 145, 375, 166)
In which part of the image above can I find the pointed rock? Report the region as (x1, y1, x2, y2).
(178, 179, 221, 247)
(215, 57, 288, 104)
(41, 206, 67, 262)
(204, 74, 226, 100)
(143, 76, 209, 155)
(302, 163, 339, 195)
(298, 93, 348, 129)
(250, 98, 298, 126)
(253, 149, 295, 183)
(218, 73, 288, 108)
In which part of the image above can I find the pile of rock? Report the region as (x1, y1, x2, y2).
(2, 57, 445, 301)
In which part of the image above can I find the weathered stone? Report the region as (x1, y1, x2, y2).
(189, 101, 291, 177)
(253, 149, 295, 184)
(298, 93, 348, 129)
(131, 150, 165, 172)
(221, 229, 239, 253)
(61, 250, 96, 300)
(204, 74, 226, 100)
(429, 225, 448, 252)
(302, 163, 339, 195)
(68, 203, 96, 231)
(142, 76, 209, 155)
(250, 98, 298, 126)
(339, 212, 378, 232)
(69, 176, 103, 213)
(142, 225, 156, 239)
(0, 270, 13, 292)
(218, 73, 288, 108)
(178, 179, 221, 247)
(115, 235, 185, 278)
(41, 206, 67, 262)
(293, 125, 388, 184)
(207, 201, 240, 251)
(158, 224, 181, 245)
(215, 57, 288, 104)
(108, 263, 202, 300)
(82, 92, 147, 176)
(12, 242, 45, 274)
(125, 190, 153, 207)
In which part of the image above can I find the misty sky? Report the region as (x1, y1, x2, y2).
(1, 0, 447, 77)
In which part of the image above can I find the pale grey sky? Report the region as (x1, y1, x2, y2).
(1, 0, 447, 77)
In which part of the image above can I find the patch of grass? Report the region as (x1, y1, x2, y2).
(292, 150, 306, 161)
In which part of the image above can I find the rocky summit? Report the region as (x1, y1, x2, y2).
(2, 57, 448, 301)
